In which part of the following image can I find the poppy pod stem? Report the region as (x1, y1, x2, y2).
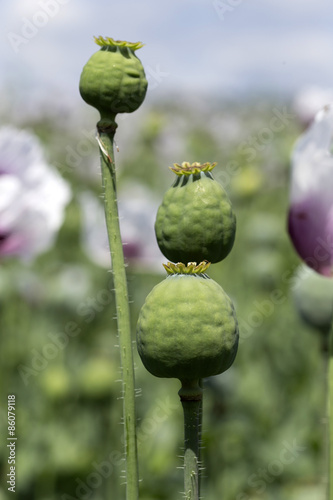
(179, 380, 203, 500)
(96, 124, 139, 500)
(328, 328, 333, 500)
(80, 36, 148, 500)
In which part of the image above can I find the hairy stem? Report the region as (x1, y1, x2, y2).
(329, 328, 333, 500)
(97, 119, 139, 500)
(179, 381, 203, 500)
(198, 378, 203, 489)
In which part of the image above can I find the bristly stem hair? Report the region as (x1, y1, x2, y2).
(328, 327, 333, 500)
(96, 120, 139, 500)
(179, 380, 203, 500)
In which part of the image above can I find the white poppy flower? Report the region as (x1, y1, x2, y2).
(293, 86, 333, 126)
(288, 104, 333, 276)
(0, 126, 71, 261)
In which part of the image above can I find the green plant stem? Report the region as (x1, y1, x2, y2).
(97, 119, 139, 500)
(329, 327, 333, 500)
(198, 378, 203, 476)
(179, 381, 203, 500)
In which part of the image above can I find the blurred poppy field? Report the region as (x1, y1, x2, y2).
(0, 93, 330, 500)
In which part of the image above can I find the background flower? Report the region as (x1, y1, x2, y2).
(292, 86, 333, 127)
(288, 104, 333, 276)
(80, 184, 164, 271)
(2, 99, 325, 500)
(292, 264, 333, 334)
(0, 126, 71, 261)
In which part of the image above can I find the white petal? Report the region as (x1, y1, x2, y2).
(291, 103, 333, 201)
(293, 86, 333, 125)
(0, 126, 72, 261)
(0, 175, 25, 230)
(0, 126, 44, 178)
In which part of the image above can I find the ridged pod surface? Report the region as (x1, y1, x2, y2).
(79, 37, 148, 118)
(155, 162, 236, 264)
(136, 262, 239, 381)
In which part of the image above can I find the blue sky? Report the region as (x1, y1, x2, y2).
(2, 0, 333, 110)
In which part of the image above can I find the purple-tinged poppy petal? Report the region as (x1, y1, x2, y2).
(288, 104, 333, 276)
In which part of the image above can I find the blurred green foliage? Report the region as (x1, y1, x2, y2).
(0, 97, 328, 500)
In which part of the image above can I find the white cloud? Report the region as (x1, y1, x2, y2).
(2, 0, 333, 105)
(253, 0, 329, 14)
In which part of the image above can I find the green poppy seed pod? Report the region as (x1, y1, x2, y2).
(79, 37, 148, 122)
(155, 162, 236, 264)
(136, 262, 239, 383)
